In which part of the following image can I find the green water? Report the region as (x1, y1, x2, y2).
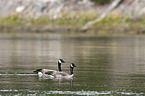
(0, 34, 144, 95)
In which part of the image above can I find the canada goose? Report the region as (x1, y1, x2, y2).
(53, 63, 76, 79)
(33, 59, 65, 77)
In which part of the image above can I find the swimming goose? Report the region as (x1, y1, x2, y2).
(33, 59, 65, 77)
(54, 63, 76, 79)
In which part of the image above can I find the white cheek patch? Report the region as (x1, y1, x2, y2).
(71, 64, 73, 67)
(59, 60, 62, 63)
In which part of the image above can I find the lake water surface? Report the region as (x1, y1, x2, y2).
(0, 33, 144, 95)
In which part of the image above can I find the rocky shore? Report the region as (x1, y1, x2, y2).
(1, 0, 145, 35)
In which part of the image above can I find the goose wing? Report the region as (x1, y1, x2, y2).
(42, 69, 57, 75)
(33, 69, 42, 73)
(54, 71, 70, 77)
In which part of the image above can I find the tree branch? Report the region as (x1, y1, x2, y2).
(82, 0, 124, 31)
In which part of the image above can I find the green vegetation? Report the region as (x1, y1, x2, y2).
(0, 12, 145, 35)
(0, 12, 97, 27)
(90, 0, 111, 5)
(0, 14, 23, 27)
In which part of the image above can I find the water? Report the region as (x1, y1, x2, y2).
(0, 33, 144, 95)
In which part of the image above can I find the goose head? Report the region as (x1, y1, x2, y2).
(58, 59, 65, 72)
(70, 63, 76, 68)
(70, 63, 76, 75)
(58, 59, 65, 64)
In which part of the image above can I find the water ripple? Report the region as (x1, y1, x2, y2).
(0, 74, 37, 76)
(0, 89, 143, 95)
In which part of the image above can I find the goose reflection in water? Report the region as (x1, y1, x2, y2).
(38, 75, 75, 88)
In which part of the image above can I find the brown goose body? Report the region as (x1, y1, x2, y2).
(36, 63, 76, 79)
(33, 59, 65, 77)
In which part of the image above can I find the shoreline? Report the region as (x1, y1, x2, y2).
(1, 16, 145, 35)
(0, 24, 145, 35)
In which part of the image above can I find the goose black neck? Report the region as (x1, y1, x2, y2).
(70, 67, 74, 75)
(58, 62, 62, 72)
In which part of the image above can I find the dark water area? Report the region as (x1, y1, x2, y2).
(0, 33, 144, 95)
